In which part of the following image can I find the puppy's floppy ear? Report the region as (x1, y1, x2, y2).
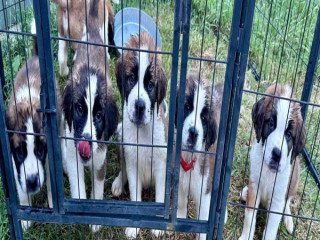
(205, 113, 217, 151)
(156, 66, 167, 108)
(115, 57, 125, 101)
(62, 81, 74, 131)
(292, 116, 306, 159)
(104, 93, 119, 140)
(252, 97, 265, 143)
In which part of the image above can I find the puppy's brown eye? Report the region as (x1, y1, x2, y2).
(285, 131, 292, 141)
(148, 82, 154, 91)
(129, 77, 135, 86)
(269, 118, 274, 129)
(96, 112, 102, 121)
(77, 104, 83, 115)
(185, 104, 191, 112)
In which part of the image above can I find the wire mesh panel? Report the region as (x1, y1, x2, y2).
(225, 1, 320, 239)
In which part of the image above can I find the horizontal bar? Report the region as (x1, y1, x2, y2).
(16, 209, 208, 233)
(0, 29, 34, 37)
(243, 89, 320, 108)
(63, 199, 164, 216)
(188, 56, 227, 64)
(6, 129, 45, 137)
(228, 201, 320, 222)
(52, 36, 173, 55)
(61, 136, 167, 148)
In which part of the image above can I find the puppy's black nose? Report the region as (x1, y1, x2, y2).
(272, 148, 281, 162)
(188, 127, 198, 144)
(26, 174, 39, 192)
(135, 99, 146, 114)
(81, 133, 92, 140)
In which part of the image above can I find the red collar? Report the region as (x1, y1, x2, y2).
(180, 156, 196, 172)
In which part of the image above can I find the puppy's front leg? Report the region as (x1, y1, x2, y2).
(68, 158, 86, 199)
(263, 200, 285, 240)
(18, 188, 32, 230)
(125, 162, 142, 238)
(239, 182, 260, 240)
(151, 162, 166, 237)
(194, 178, 212, 240)
(58, 35, 69, 76)
(45, 160, 53, 208)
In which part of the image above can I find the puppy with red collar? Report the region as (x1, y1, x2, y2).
(239, 84, 306, 240)
(176, 74, 226, 240)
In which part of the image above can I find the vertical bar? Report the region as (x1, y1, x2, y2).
(171, 0, 193, 225)
(207, 0, 256, 239)
(32, 0, 64, 213)
(0, 45, 23, 240)
(301, 10, 320, 121)
(164, 0, 182, 218)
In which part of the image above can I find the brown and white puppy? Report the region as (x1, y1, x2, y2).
(239, 84, 306, 240)
(6, 20, 52, 230)
(53, 0, 114, 76)
(61, 0, 118, 232)
(111, 32, 167, 238)
(176, 74, 226, 240)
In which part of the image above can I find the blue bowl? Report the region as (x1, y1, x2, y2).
(114, 7, 162, 54)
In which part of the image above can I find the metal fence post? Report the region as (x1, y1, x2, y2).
(301, 10, 320, 121)
(300, 9, 320, 189)
(164, 0, 182, 219)
(207, 0, 256, 239)
(32, 0, 64, 213)
(170, 0, 193, 228)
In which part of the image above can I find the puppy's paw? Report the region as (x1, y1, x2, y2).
(224, 209, 228, 224)
(90, 224, 101, 233)
(21, 220, 31, 231)
(59, 65, 69, 77)
(151, 229, 164, 238)
(111, 175, 123, 197)
(197, 233, 207, 240)
(284, 216, 294, 234)
(238, 235, 247, 240)
(125, 227, 139, 239)
(240, 186, 248, 202)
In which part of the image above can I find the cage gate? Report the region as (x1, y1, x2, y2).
(0, 0, 319, 239)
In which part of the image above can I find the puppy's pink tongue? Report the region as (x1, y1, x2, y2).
(78, 140, 91, 160)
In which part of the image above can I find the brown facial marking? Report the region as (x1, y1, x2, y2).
(96, 159, 107, 181)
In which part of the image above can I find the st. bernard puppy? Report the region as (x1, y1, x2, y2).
(176, 74, 226, 240)
(53, 0, 114, 76)
(61, 0, 118, 232)
(239, 84, 306, 240)
(5, 20, 52, 230)
(111, 32, 168, 238)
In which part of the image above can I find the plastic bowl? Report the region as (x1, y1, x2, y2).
(114, 7, 162, 54)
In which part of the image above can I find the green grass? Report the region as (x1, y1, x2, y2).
(1, 0, 320, 239)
